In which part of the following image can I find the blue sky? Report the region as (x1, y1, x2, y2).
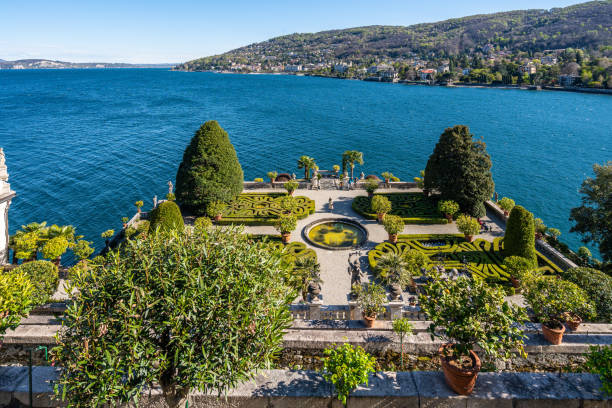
(1, 0, 582, 63)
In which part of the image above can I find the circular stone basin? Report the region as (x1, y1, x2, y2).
(303, 218, 368, 250)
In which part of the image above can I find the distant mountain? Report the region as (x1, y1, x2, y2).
(0, 59, 175, 70)
(178, 0, 612, 70)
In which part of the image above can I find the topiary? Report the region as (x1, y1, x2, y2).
(10, 260, 59, 306)
(561, 267, 612, 322)
(148, 201, 184, 234)
(371, 195, 391, 215)
(456, 214, 480, 237)
(175, 121, 244, 215)
(504, 205, 537, 266)
(194, 217, 213, 232)
(383, 215, 405, 235)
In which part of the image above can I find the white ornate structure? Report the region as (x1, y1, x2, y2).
(0, 148, 16, 264)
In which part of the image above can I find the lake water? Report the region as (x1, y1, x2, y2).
(1, 69, 610, 262)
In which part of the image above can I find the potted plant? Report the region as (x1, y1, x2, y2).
(121, 217, 129, 229)
(339, 173, 345, 188)
(364, 179, 379, 198)
(437, 200, 460, 222)
(280, 195, 297, 214)
(293, 256, 322, 302)
(371, 195, 392, 223)
(134, 200, 144, 214)
(381, 171, 394, 187)
(332, 164, 340, 177)
(267, 171, 278, 185)
(503, 256, 539, 291)
(534, 218, 547, 240)
(207, 201, 226, 222)
(353, 282, 387, 328)
(375, 252, 408, 300)
(524, 276, 595, 344)
(392, 318, 413, 370)
(498, 197, 515, 216)
(275, 214, 297, 244)
(253, 178, 264, 183)
(383, 215, 404, 244)
(456, 214, 480, 242)
(284, 180, 298, 196)
(419, 271, 527, 395)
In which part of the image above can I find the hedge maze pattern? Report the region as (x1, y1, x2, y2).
(219, 193, 315, 225)
(352, 193, 447, 224)
(368, 234, 563, 283)
(248, 235, 317, 264)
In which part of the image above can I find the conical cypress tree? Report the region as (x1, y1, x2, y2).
(424, 125, 494, 218)
(504, 205, 538, 266)
(175, 121, 243, 215)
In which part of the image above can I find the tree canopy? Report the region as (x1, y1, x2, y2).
(424, 125, 494, 218)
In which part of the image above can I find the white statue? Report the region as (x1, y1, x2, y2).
(0, 148, 10, 194)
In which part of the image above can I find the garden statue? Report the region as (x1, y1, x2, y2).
(328, 197, 334, 211)
(359, 171, 365, 180)
(348, 256, 363, 299)
(168, 180, 173, 195)
(153, 195, 158, 208)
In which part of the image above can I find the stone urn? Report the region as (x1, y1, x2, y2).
(389, 283, 402, 300)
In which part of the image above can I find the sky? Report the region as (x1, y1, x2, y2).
(1, 0, 583, 64)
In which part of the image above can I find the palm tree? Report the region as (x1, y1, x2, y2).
(342, 151, 364, 179)
(376, 252, 408, 286)
(297, 156, 316, 180)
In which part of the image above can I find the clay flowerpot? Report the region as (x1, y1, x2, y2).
(214, 214, 222, 222)
(564, 313, 582, 331)
(542, 323, 566, 345)
(362, 313, 377, 328)
(389, 233, 398, 244)
(439, 345, 481, 395)
(464, 234, 474, 243)
(503, 210, 509, 217)
(377, 213, 385, 223)
(281, 233, 291, 244)
(509, 276, 520, 289)
(445, 214, 453, 222)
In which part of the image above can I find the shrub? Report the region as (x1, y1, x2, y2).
(206, 201, 226, 218)
(578, 246, 592, 260)
(11, 260, 59, 306)
(280, 196, 298, 214)
(166, 192, 176, 201)
(504, 205, 537, 266)
(561, 267, 612, 322)
(194, 216, 213, 232)
(267, 171, 278, 182)
(352, 193, 447, 224)
(53, 227, 295, 408)
(534, 218, 547, 236)
(284, 180, 298, 194)
(547, 227, 561, 240)
(353, 282, 387, 317)
(0, 272, 34, 340)
(275, 214, 297, 234)
(383, 215, 404, 235)
(175, 120, 244, 215)
(586, 345, 612, 396)
(456, 214, 480, 237)
(414, 170, 425, 189)
(73, 240, 94, 261)
(381, 171, 394, 182)
(101, 229, 114, 239)
(42, 236, 69, 261)
(375, 252, 408, 286)
(392, 318, 413, 369)
(390, 176, 400, 182)
(148, 201, 184, 233)
(364, 179, 379, 195)
(498, 197, 515, 213)
(419, 271, 527, 360)
(291, 256, 322, 301)
(503, 256, 539, 286)
(371, 195, 391, 215)
(524, 277, 596, 328)
(437, 200, 460, 218)
(321, 344, 376, 406)
(134, 200, 144, 211)
(254, 178, 264, 182)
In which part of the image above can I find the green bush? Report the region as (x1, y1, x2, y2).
(352, 193, 447, 224)
(498, 197, 515, 213)
(504, 205, 537, 266)
(437, 200, 460, 218)
(456, 214, 480, 236)
(383, 215, 405, 235)
(194, 216, 213, 231)
(42, 236, 69, 261)
(586, 345, 612, 396)
(284, 180, 299, 194)
(206, 201, 227, 218)
(322, 344, 376, 406)
(371, 195, 391, 215)
(0, 272, 34, 340)
(503, 256, 539, 287)
(175, 120, 244, 215)
(73, 240, 94, 261)
(218, 193, 314, 225)
(275, 214, 297, 234)
(561, 267, 612, 322)
(353, 282, 387, 317)
(11, 260, 59, 306)
(148, 201, 184, 233)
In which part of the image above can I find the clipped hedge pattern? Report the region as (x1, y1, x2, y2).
(216, 193, 315, 225)
(368, 235, 562, 283)
(247, 235, 317, 264)
(352, 193, 448, 224)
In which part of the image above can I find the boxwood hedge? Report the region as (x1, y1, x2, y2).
(352, 193, 447, 224)
(216, 193, 315, 226)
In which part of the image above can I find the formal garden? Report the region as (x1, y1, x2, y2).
(2, 121, 611, 407)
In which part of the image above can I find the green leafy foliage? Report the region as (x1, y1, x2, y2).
(524, 276, 596, 327)
(297, 155, 316, 180)
(437, 200, 460, 217)
(498, 197, 516, 213)
(165, 192, 176, 201)
(284, 180, 298, 194)
(381, 171, 394, 182)
(424, 125, 494, 218)
(504, 205, 537, 266)
(42, 236, 69, 260)
(570, 162, 611, 263)
(342, 150, 364, 179)
(134, 200, 144, 210)
(175, 120, 244, 215)
(561, 267, 612, 322)
(193, 216, 213, 232)
(503, 256, 539, 287)
(370, 195, 391, 215)
(73, 240, 95, 261)
(586, 345, 612, 396)
(267, 171, 278, 182)
(53, 227, 295, 408)
(206, 201, 227, 218)
(215, 193, 314, 225)
(0, 271, 34, 340)
(322, 343, 376, 406)
(352, 193, 447, 224)
(364, 179, 379, 195)
(148, 201, 184, 233)
(353, 282, 387, 317)
(383, 215, 405, 235)
(456, 214, 480, 236)
(10, 260, 59, 306)
(419, 271, 528, 360)
(392, 318, 413, 370)
(275, 214, 297, 234)
(292, 256, 322, 301)
(101, 229, 114, 239)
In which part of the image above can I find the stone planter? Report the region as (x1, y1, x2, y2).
(362, 312, 376, 328)
(542, 323, 565, 345)
(389, 283, 402, 300)
(439, 344, 481, 395)
(281, 233, 291, 244)
(388, 233, 398, 244)
(307, 281, 321, 298)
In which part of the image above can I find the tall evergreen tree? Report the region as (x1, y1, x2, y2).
(424, 125, 494, 218)
(504, 205, 538, 267)
(175, 121, 243, 215)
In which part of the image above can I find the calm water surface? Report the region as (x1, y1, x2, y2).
(1, 69, 610, 261)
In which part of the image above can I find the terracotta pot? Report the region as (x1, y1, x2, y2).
(362, 313, 376, 328)
(439, 345, 481, 395)
(509, 276, 520, 289)
(542, 323, 565, 345)
(281, 233, 291, 244)
(503, 210, 509, 217)
(377, 213, 385, 223)
(389, 233, 398, 244)
(464, 234, 474, 242)
(214, 214, 222, 221)
(288, 191, 294, 196)
(564, 313, 582, 331)
(445, 213, 453, 222)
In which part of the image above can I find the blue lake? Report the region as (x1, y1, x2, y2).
(1, 69, 610, 261)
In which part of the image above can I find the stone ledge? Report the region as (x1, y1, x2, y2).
(0, 367, 609, 407)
